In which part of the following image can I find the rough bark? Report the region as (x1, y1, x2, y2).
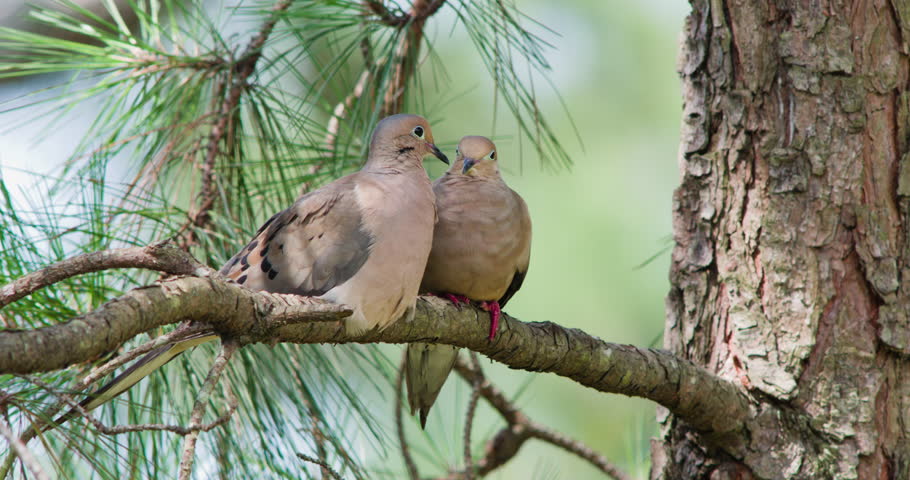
(0, 245, 209, 308)
(0, 273, 749, 435)
(658, 0, 910, 478)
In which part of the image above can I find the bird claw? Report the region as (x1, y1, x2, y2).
(479, 301, 501, 340)
(431, 294, 500, 339)
(430, 292, 470, 310)
(443, 293, 469, 309)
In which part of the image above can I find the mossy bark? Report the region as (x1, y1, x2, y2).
(658, 0, 910, 478)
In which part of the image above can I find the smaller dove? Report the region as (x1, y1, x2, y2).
(406, 135, 532, 427)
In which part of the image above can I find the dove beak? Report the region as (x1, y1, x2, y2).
(462, 158, 477, 174)
(428, 143, 449, 164)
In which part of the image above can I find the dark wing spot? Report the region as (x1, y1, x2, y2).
(289, 214, 299, 224)
(254, 213, 280, 235)
(240, 254, 249, 266)
(241, 264, 250, 272)
(225, 256, 239, 269)
(261, 257, 272, 272)
(267, 228, 281, 243)
(268, 269, 278, 280)
(237, 275, 248, 285)
(317, 233, 324, 239)
(247, 240, 259, 251)
(260, 246, 269, 257)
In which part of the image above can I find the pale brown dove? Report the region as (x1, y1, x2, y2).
(405, 136, 532, 428)
(64, 114, 448, 420)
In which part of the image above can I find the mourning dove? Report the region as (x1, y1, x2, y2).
(67, 114, 448, 418)
(406, 136, 531, 427)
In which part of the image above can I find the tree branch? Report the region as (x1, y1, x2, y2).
(462, 353, 482, 480)
(0, 273, 750, 435)
(297, 453, 343, 480)
(287, 353, 362, 479)
(0, 244, 210, 308)
(396, 356, 420, 480)
(380, 0, 446, 115)
(26, 374, 237, 437)
(186, 0, 292, 237)
(363, 0, 408, 27)
(178, 340, 238, 480)
(442, 358, 631, 480)
(0, 416, 48, 480)
(0, 275, 350, 375)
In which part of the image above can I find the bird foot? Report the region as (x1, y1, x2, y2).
(430, 292, 470, 309)
(478, 301, 501, 340)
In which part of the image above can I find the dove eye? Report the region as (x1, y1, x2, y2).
(413, 126, 425, 138)
(489, 150, 496, 160)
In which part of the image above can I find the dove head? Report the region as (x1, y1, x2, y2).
(455, 136, 500, 177)
(367, 114, 448, 168)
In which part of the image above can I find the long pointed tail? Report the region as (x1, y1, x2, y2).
(404, 342, 459, 429)
(50, 329, 219, 429)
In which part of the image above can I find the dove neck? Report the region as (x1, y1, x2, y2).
(362, 148, 424, 173)
(447, 159, 503, 182)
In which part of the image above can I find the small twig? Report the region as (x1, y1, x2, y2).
(363, 0, 408, 27)
(186, 0, 292, 239)
(1, 372, 235, 478)
(287, 354, 333, 479)
(57, 387, 237, 437)
(324, 70, 372, 156)
(418, 0, 446, 19)
(396, 356, 419, 480)
(3, 324, 212, 447)
(380, 0, 448, 115)
(302, 69, 374, 196)
(0, 245, 211, 308)
(0, 416, 49, 480)
(0, 378, 69, 477)
(178, 339, 239, 480)
(92, 411, 235, 436)
(526, 422, 631, 480)
(297, 453, 344, 480)
(445, 358, 631, 480)
(452, 360, 523, 425)
(360, 36, 374, 71)
(462, 353, 482, 479)
(83, 113, 217, 166)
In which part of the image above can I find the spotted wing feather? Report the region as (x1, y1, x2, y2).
(221, 181, 374, 296)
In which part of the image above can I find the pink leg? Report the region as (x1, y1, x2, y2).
(479, 301, 501, 340)
(445, 293, 470, 306)
(430, 292, 470, 309)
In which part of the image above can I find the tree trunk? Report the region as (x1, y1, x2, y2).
(656, 0, 910, 478)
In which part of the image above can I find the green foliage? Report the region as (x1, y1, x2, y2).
(0, 0, 579, 478)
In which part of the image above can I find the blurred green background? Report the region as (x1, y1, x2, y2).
(412, 1, 688, 478)
(0, 0, 689, 478)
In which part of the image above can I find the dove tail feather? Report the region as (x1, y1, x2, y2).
(405, 342, 459, 429)
(49, 331, 219, 430)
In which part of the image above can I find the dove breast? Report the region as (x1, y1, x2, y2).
(420, 175, 530, 303)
